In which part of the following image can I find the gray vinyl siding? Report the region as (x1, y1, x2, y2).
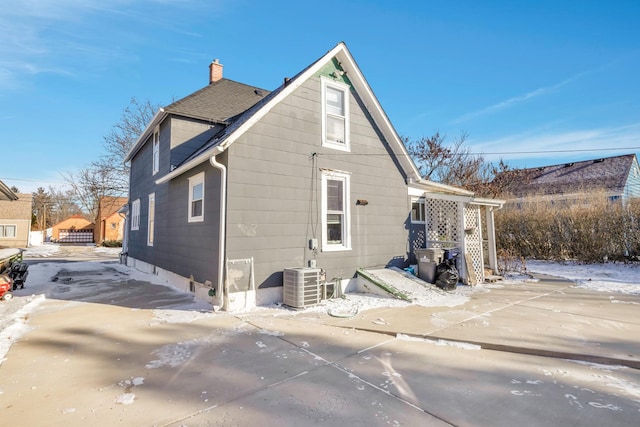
(225, 76, 409, 288)
(169, 117, 223, 168)
(128, 117, 223, 285)
(624, 159, 640, 199)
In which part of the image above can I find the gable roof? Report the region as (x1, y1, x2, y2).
(124, 79, 270, 162)
(156, 42, 421, 184)
(495, 154, 638, 198)
(0, 179, 18, 201)
(164, 79, 270, 123)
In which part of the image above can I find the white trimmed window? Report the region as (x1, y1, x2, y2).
(147, 193, 155, 246)
(321, 77, 350, 151)
(321, 170, 351, 251)
(152, 129, 160, 175)
(411, 197, 426, 223)
(131, 199, 140, 231)
(0, 225, 16, 238)
(188, 172, 205, 222)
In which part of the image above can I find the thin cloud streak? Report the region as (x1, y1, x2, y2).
(470, 122, 640, 165)
(451, 76, 576, 125)
(0, 0, 207, 92)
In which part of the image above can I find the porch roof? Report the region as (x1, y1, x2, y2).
(408, 179, 505, 208)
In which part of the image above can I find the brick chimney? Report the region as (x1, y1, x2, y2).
(209, 59, 223, 84)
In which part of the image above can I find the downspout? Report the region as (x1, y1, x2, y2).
(209, 147, 228, 311)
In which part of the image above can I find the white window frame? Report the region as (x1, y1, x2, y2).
(321, 77, 350, 152)
(411, 197, 426, 224)
(188, 172, 205, 223)
(131, 199, 140, 231)
(321, 169, 351, 251)
(147, 193, 155, 246)
(152, 129, 160, 175)
(0, 224, 16, 238)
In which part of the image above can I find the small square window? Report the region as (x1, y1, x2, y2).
(0, 225, 16, 238)
(411, 198, 426, 223)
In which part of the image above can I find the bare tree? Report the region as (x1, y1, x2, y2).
(404, 131, 519, 197)
(31, 187, 52, 231)
(47, 186, 82, 225)
(62, 166, 121, 222)
(60, 97, 159, 221)
(92, 97, 159, 194)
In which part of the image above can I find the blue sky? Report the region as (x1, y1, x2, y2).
(1, 0, 639, 193)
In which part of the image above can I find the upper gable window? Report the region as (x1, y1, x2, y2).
(321, 78, 350, 151)
(152, 129, 160, 175)
(188, 172, 205, 223)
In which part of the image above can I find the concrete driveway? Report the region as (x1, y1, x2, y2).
(0, 246, 638, 426)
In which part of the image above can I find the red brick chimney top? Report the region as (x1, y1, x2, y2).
(209, 59, 223, 84)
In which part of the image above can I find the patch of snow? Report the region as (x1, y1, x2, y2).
(115, 393, 136, 405)
(150, 309, 213, 325)
(146, 341, 196, 369)
(527, 260, 640, 295)
(396, 334, 481, 350)
(22, 244, 60, 257)
(0, 294, 46, 365)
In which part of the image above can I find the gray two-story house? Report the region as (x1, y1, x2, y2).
(124, 42, 501, 309)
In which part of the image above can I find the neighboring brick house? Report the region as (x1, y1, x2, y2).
(51, 214, 94, 243)
(94, 196, 127, 244)
(0, 180, 32, 248)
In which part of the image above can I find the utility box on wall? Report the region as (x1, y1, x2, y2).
(283, 267, 322, 308)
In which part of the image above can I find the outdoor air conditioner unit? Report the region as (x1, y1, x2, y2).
(283, 267, 322, 308)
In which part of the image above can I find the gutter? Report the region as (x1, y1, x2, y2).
(209, 146, 228, 311)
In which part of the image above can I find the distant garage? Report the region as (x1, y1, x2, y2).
(58, 229, 94, 243)
(51, 214, 95, 244)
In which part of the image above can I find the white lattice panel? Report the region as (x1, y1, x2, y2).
(464, 206, 483, 283)
(425, 198, 459, 247)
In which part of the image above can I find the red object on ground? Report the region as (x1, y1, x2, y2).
(0, 274, 13, 300)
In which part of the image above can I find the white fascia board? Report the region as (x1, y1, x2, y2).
(423, 192, 474, 203)
(157, 44, 349, 184)
(409, 179, 475, 196)
(469, 197, 506, 208)
(124, 108, 166, 163)
(334, 48, 421, 181)
(156, 42, 422, 184)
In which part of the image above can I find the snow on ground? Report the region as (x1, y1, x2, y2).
(21, 244, 61, 257)
(527, 260, 640, 295)
(2, 244, 640, 365)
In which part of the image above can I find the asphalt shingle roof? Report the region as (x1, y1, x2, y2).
(496, 154, 636, 197)
(164, 78, 270, 123)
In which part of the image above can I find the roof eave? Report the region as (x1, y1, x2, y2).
(124, 108, 166, 163)
(0, 180, 18, 201)
(155, 42, 423, 184)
